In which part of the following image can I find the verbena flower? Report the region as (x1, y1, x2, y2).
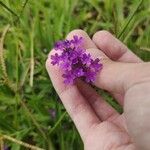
(48, 108, 56, 119)
(4, 145, 10, 150)
(51, 35, 103, 84)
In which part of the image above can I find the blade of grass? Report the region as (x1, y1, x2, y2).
(20, 100, 47, 140)
(20, 100, 54, 149)
(0, 1, 19, 19)
(140, 47, 150, 52)
(2, 135, 44, 150)
(49, 111, 67, 134)
(117, 0, 143, 39)
(14, 0, 29, 23)
(19, 0, 29, 16)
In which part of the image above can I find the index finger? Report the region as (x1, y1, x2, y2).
(46, 49, 100, 140)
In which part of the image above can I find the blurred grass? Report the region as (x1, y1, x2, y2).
(0, 0, 150, 149)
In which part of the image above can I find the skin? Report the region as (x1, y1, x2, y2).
(46, 30, 150, 150)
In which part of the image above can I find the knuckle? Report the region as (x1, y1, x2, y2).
(93, 30, 111, 41)
(71, 102, 87, 120)
(67, 29, 88, 38)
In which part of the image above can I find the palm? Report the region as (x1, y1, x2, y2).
(84, 114, 135, 150)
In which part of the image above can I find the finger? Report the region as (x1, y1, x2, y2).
(78, 79, 127, 131)
(66, 29, 97, 49)
(46, 50, 100, 140)
(76, 80, 119, 121)
(67, 30, 109, 60)
(113, 93, 124, 106)
(67, 30, 127, 106)
(66, 30, 133, 93)
(92, 30, 142, 63)
(66, 29, 120, 118)
(66, 29, 132, 108)
(85, 47, 139, 94)
(93, 30, 143, 105)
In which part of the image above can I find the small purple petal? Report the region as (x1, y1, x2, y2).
(75, 47, 85, 55)
(71, 35, 83, 46)
(74, 68, 84, 77)
(85, 70, 96, 83)
(81, 53, 91, 65)
(63, 40, 71, 49)
(60, 60, 72, 70)
(51, 53, 61, 65)
(54, 41, 64, 50)
(91, 58, 103, 71)
(62, 71, 75, 84)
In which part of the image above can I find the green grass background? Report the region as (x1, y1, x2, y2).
(0, 0, 150, 149)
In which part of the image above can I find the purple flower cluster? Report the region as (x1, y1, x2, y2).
(51, 35, 103, 84)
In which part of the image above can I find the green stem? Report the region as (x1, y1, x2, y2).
(30, 26, 34, 87)
(49, 111, 67, 134)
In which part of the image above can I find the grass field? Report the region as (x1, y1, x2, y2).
(0, 0, 150, 149)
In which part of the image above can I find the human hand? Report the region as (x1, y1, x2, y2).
(46, 30, 150, 150)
